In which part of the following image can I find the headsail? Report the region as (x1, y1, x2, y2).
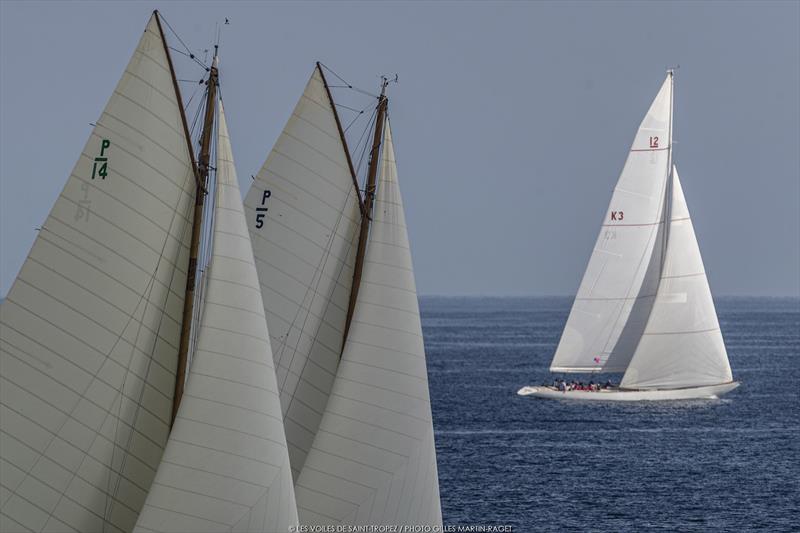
(621, 166, 732, 389)
(134, 99, 299, 532)
(243, 66, 361, 480)
(1, 13, 195, 533)
(551, 75, 673, 373)
(294, 122, 442, 525)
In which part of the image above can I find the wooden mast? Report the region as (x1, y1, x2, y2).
(342, 78, 389, 350)
(170, 47, 219, 425)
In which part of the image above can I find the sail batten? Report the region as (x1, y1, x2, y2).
(294, 121, 442, 526)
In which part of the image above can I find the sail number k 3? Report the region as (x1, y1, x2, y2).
(610, 211, 624, 221)
(255, 190, 271, 228)
(92, 139, 111, 179)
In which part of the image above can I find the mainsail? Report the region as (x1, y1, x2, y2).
(134, 99, 298, 532)
(1, 13, 195, 533)
(621, 166, 733, 389)
(294, 122, 442, 525)
(551, 75, 673, 373)
(243, 66, 361, 480)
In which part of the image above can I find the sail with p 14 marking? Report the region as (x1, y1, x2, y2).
(133, 99, 299, 532)
(1, 13, 195, 533)
(243, 66, 361, 481)
(294, 122, 442, 526)
(550, 75, 672, 374)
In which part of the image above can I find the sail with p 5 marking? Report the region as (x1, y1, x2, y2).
(245, 71, 442, 525)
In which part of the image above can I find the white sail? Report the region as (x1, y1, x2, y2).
(243, 66, 361, 480)
(551, 75, 672, 373)
(294, 122, 442, 526)
(1, 14, 195, 533)
(621, 166, 732, 389)
(133, 99, 299, 532)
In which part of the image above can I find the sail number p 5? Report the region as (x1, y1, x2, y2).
(92, 139, 110, 179)
(255, 190, 271, 228)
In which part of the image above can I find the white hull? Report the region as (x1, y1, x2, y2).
(517, 382, 739, 401)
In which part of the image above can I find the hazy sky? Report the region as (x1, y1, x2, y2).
(1, 1, 798, 297)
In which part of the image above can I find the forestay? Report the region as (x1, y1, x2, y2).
(243, 66, 361, 481)
(1, 14, 195, 533)
(551, 75, 672, 373)
(133, 100, 299, 532)
(294, 123, 442, 526)
(621, 167, 732, 389)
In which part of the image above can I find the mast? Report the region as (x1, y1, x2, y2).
(171, 50, 219, 425)
(342, 78, 389, 349)
(660, 69, 675, 272)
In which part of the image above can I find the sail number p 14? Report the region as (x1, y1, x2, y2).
(92, 139, 110, 179)
(255, 189, 271, 228)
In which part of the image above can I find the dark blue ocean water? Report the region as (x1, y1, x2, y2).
(421, 296, 799, 532)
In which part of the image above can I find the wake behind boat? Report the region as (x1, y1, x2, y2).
(519, 71, 739, 402)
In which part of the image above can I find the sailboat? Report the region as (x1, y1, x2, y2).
(1, 10, 441, 530)
(243, 68, 443, 524)
(0, 12, 298, 532)
(518, 72, 739, 401)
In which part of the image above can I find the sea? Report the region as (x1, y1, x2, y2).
(421, 296, 799, 532)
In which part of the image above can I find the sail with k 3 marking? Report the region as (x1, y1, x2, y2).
(133, 99, 299, 532)
(551, 75, 673, 374)
(294, 122, 442, 526)
(621, 166, 733, 389)
(243, 66, 361, 481)
(1, 13, 195, 533)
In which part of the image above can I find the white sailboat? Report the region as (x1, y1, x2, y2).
(0, 13, 298, 532)
(518, 72, 739, 401)
(244, 71, 443, 525)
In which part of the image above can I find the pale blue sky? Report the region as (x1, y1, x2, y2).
(1, 1, 798, 297)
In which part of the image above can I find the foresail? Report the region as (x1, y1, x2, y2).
(0, 14, 195, 533)
(295, 122, 442, 526)
(243, 66, 361, 480)
(551, 75, 672, 373)
(134, 100, 298, 532)
(621, 167, 732, 389)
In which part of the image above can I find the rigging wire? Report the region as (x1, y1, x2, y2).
(318, 62, 380, 99)
(160, 13, 210, 71)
